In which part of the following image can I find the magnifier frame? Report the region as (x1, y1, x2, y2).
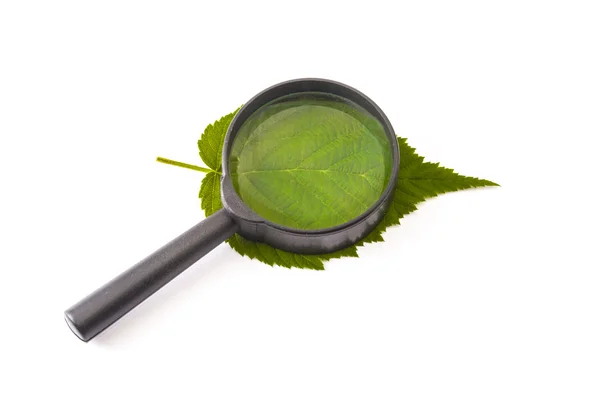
(221, 78, 400, 254)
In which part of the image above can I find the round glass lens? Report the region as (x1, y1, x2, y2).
(229, 92, 393, 230)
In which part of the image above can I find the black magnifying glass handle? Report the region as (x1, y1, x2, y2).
(64, 209, 238, 342)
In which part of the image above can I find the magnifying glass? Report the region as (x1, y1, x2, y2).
(65, 78, 400, 342)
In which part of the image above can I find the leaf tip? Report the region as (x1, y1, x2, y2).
(482, 179, 501, 187)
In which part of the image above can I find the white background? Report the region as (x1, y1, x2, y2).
(1, 1, 599, 400)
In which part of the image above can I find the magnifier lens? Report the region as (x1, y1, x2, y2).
(229, 92, 393, 230)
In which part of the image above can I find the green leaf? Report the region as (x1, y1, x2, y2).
(229, 96, 393, 230)
(171, 108, 498, 269)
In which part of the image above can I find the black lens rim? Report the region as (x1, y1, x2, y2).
(220, 78, 399, 254)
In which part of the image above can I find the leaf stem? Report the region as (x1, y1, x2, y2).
(156, 156, 215, 174)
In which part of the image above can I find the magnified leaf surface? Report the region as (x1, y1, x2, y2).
(229, 94, 392, 230)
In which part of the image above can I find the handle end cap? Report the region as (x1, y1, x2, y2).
(64, 311, 89, 342)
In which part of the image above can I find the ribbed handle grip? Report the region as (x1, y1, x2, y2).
(64, 209, 237, 342)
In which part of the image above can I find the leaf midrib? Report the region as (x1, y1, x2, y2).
(235, 168, 381, 177)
